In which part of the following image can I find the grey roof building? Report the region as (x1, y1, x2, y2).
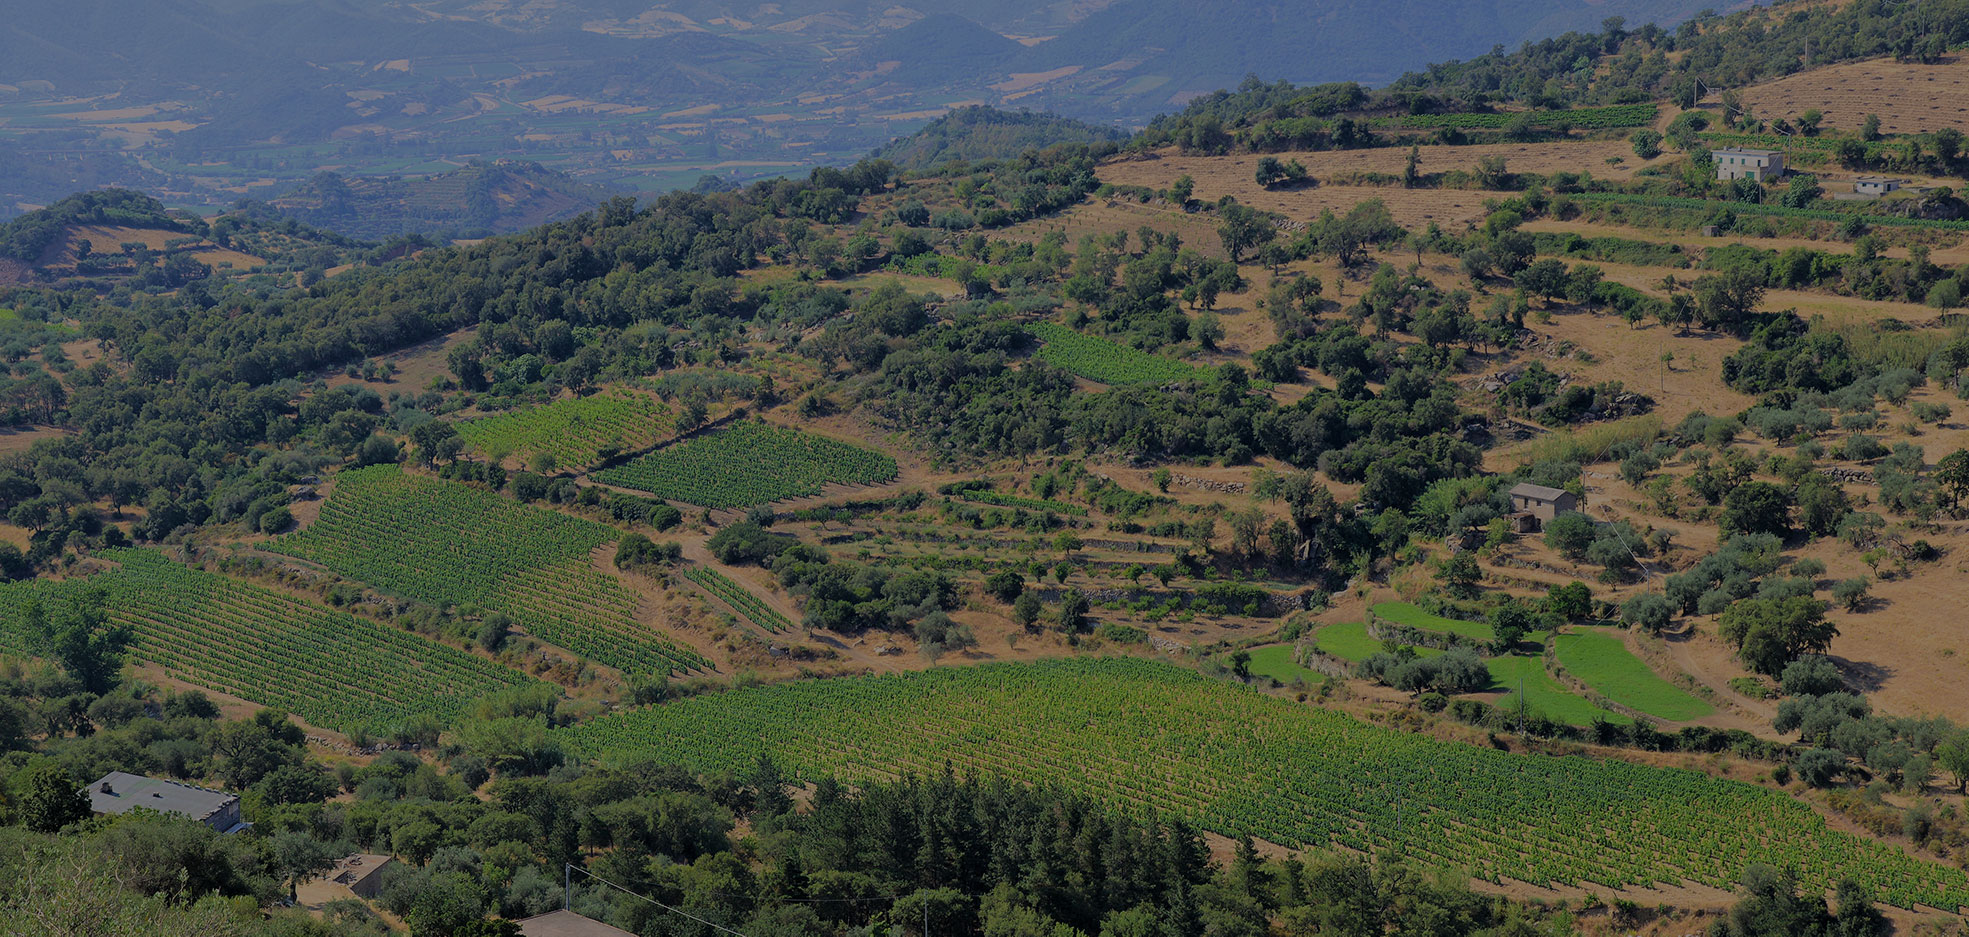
(518, 911, 639, 937)
(85, 771, 248, 833)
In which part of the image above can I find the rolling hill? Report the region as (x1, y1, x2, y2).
(269, 161, 614, 239)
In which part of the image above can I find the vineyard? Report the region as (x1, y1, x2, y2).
(1574, 192, 1969, 232)
(684, 566, 793, 633)
(593, 420, 898, 508)
(559, 659, 1969, 911)
(1397, 104, 1657, 131)
(1027, 322, 1214, 386)
(454, 388, 671, 470)
(0, 550, 534, 734)
(272, 465, 707, 674)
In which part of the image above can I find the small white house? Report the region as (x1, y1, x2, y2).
(1853, 177, 1903, 197)
(1714, 148, 1785, 182)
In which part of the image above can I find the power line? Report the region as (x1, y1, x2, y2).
(565, 864, 756, 937)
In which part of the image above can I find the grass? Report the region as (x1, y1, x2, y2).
(1484, 655, 1628, 727)
(1242, 643, 1323, 683)
(1313, 621, 1442, 662)
(1555, 629, 1714, 722)
(1370, 602, 1495, 642)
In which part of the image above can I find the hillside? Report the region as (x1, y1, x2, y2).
(269, 161, 613, 239)
(9, 7, 1969, 935)
(871, 105, 1129, 169)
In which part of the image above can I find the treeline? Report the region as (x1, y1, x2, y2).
(1386, 2, 1969, 111)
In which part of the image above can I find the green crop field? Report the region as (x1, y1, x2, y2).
(593, 420, 898, 508)
(455, 387, 670, 470)
(1371, 602, 1496, 642)
(1556, 629, 1715, 722)
(1311, 621, 1446, 662)
(0, 549, 534, 734)
(272, 465, 706, 674)
(1484, 655, 1627, 727)
(1242, 643, 1323, 683)
(559, 658, 1968, 910)
(1028, 322, 1213, 386)
(685, 566, 793, 633)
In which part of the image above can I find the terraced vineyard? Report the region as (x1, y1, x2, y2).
(685, 566, 793, 633)
(273, 465, 706, 674)
(0, 550, 533, 733)
(455, 388, 670, 470)
(594, 420, 898, 508)
(1027, 322, 1212, 386)
(560, 659, 1969, 911)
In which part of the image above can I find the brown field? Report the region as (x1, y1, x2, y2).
(995, 198, 1232, 256)
(1735, 55, 1969, 134)
(64, 225, 265, 271)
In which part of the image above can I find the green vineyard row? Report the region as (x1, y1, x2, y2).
(271, 464, 706, 674)
(559, 658, 1969, 912)
(595, 420, 898, 509)
(0, 549, 535, 734)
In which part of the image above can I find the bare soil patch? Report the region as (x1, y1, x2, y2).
(1736, 55, 1969, 135)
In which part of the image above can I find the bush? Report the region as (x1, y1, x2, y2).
(1780, 656, 1843, 697)
(1795, 748, 1847, 788)
(1544, 513, 1595, 560)
(1620, 591, 1673, 633)
(1830, 576, 1869, 611)
(984, 569, 1024, 603)
(258, 506, 292, 534)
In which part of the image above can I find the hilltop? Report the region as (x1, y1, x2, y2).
(267, 161, 614, 240)
(871, 106, 1129, 170)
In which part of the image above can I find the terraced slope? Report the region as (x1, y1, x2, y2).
(273, 464, 706, 674)
(0, 549, 534, 733)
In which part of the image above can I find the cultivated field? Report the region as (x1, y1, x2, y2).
(560, 658, 1969, 911)
(594, 420, 898, 508)
(0, 549, 534, 734)
(456, 387, 671, 470)
(271, 464, 707, 674)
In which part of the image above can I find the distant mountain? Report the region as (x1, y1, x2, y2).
(861, 14, 1025, 86)
(873, 106, 1127, 170)
(270, 162, 613, 240)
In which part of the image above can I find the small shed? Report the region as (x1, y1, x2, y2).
(1506, 482, 1579, 530)
(327, 854, 393, 899)
(518, 911, 638, 937)
(1853, 177, 1903, 197)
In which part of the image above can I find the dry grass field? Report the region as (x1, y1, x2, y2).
(1736, 54, 1969, 134)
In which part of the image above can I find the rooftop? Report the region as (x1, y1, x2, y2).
(1713, 147, 1782, 157)
(329, 853, 394, 887)
(1508, 482, 1570, 501)
(517, 911, 638, 937)
(86, 771, 239, 826)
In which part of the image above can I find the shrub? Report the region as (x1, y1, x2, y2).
(1830, 576, 1869, 611)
